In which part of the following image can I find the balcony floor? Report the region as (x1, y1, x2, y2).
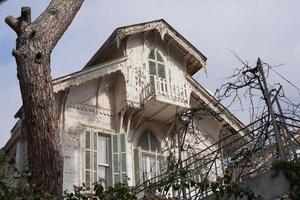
(142, 97, 188, 124)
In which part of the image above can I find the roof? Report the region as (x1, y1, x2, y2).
(13, 20, 244, 134)
(84, 19, 207, 75)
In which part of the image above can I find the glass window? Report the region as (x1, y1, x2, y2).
(137, 129, 162, 181)
(98, 135, 108, 164)
(97, 134, 110, 188)
(85, 132, 127, 189)
(148, 50, 165, 81)
(157, 64, 166, 78)
(85, 131, 112, 190)
(156, 52, 163, 62)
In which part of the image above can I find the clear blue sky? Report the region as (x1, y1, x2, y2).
(1, 0, 300, 147)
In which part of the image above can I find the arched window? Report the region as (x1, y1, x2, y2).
(148, 50, 166, 83)
(136, 128, 163, 182)
(138, 128, 160, 152)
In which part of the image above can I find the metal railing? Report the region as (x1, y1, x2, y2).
(132, 112, 300, 199)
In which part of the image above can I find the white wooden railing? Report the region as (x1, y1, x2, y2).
(141, 76, 189, 106)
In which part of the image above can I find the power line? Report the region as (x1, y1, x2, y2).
(230, 106, 265, 112)
(266, 65, 300, 93)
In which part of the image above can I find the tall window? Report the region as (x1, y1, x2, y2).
(137, 128, 162, 181)
(85, 131, 126, 189)
(148, 50, 166, 88)
(97, 134, 110, 189)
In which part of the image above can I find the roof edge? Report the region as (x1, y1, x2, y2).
(84, 19, 207, 71)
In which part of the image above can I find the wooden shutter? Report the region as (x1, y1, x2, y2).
(111, 133, 127, 185)
(134, 147, 142, 185)
(85, 130, 98, 188)
(93, 132, 98, 183)
(85, 131, 91, 188)
(120, 134, 127, 182)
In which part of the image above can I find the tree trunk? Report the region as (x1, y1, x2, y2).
(5, 0, 84, 198)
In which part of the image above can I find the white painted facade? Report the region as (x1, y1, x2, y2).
(5, 20, 245, 192)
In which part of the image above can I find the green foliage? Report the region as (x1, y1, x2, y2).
(194, 167, 262, 200)
(64, 181, 136, 200)
(271, 160, 300, 200)
(0, 147, 137, 199)
(0, 170, 48, 200)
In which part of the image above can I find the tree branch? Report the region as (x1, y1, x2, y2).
(5, 16, 19, 34)
(31, 0, 84, 50)
(5, 7, 31, 35)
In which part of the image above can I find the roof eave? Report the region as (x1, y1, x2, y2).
(84, 19, 207, 72)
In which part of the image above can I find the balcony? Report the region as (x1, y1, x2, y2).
(140, 76, 190, 123)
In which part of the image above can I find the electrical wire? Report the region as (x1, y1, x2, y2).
(266, 65, 300, 93)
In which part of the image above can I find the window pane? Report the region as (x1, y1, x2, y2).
(113, 135, 118, 153)
(122, 173, 127, 183)
(98, 166, 106, 184)
(156, 52, 163, 62)
(150, 76, 155, 91)
(150, 132, 160, 152)
(121, 153, 126, 172)
(94, 172, 97, 183)
(157, 64, 165, 78)
(85, 171, 91, 188)
(142, 156, 147, 172)
(149, 50, 155, 59)
(114, 174, 120, 184)
(85, 131, 90, 149)
(94, 152, 97, 170)
(113, 154, 119, 172)
(85, 150, 90, 169)
(98, 136, 108, 164)
(150, 157, 157, 176)
(149, 61, 156, 75)
(94, 132, 97, 150)
(137, 130, 149, 151)
(120, 134, 126, 152)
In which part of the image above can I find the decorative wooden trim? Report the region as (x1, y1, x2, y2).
(53, 57, 127, 93)
(115, 21, 206, 69)
(67, 102, 114, 117)
(186, 75, 245, 132)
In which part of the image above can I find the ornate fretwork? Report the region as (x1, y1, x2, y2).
(186, 75, 244, 132)
(53, 57, 127, 93)
(67, 102, 114, 117)
(115, 20, 206, 70)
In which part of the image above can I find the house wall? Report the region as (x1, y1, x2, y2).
(125, 31, 187, 106)
(7, 30, 232, 192)
(61, 72, 127, 190)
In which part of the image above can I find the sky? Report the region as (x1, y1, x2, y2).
(0, 0, 300, 147)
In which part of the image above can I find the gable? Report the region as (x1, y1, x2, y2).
(84, 19, 207, 76)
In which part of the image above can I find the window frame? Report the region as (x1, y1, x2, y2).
(137, 128, 163, 181)
(97, 133, 112, 189)
(84, 130, 113, 189)
(148, 49, 166, 79)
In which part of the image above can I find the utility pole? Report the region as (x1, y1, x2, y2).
(257, 58, 286, 160)
(273, 87, 298, 159)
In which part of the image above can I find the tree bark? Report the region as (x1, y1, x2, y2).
(5, 0, 84, 198)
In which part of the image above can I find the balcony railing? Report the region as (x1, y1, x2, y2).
(141, 76, 189, 107)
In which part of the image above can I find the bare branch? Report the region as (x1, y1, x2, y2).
(5, 16, 19, 33)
